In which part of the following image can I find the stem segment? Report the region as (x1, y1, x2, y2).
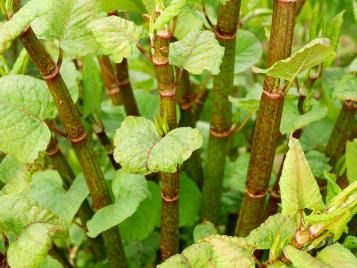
(235, 0, 296, 237)
(18, 27, 127, 267)
(202, 0, 241, 224)
(153, 29, 179, 261)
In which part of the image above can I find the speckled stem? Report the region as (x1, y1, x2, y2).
(235, 0, 296, 237)
(202, 0, 241, 224)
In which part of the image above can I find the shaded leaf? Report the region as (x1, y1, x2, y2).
(306, 151, 331, 178)
(229, 83, 262, 113)
(0, 75, 55, 163)
(279, 137, 324, 216)
(113, 116, 203, 175)
(317, 243, 357, 268)
(87, 170, 149, 237)
(193, 222, 217, 242)
(254, 38, 336, 82)
(0, 0, 52, 53)
(88, 16, 145, 63)
(174, 7, 203, 40)
(334, 74, 357, 102)
(169, 30, 225, 75)
(32, 0, 99, 58)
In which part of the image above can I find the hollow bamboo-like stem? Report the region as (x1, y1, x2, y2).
(18, 25, 127, 267)
(177, 71, 204, 187)
(153, 29, 179, 261)
(46, 136, 105, 260)
(235, 0, 296, 237)
(202, 0, 241, 224)
(326, 101, 357, 167)
(99, 56, 122, 106)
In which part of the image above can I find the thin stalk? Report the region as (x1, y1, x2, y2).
(326, 100, 357, 167)
(202, 0, 241, 224)
(153, 28, 179, 261)
(177, 71, 204, 188)
(115, 59, 140, 116)
(99, 56, 122, 105)
(235, 0, 296, 237)
(17, 22, 127, 268)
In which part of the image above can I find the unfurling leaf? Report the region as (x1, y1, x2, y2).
(87, 170, 149, 237)
(88, 16, 145, 63)
(113, 116, 203, 175)
(0, 0, 52, 53)
(154, 0, 186, 30)
(32, 0, 99, 58)
(158, 235, 254, 268)
(279, 137, 324, 216)
(253, 38, 336, 82)
(169, 30, 225, 75)
(0, 75, 56, 163)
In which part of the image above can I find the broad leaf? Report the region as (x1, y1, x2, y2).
(323, 172, 341, 204)
(317, 243, 357, 268)
(174, 7, 203, 40)
(229, 83, 262, 113)
(0, 75, 55, 163)
(98, 0, 147, 13)
(179, 174, 202, 227)
(235, 30, 263, 73)
(193, 222, 217, 242)
(87, 170, 149, 237)
(113, 116, 203, 175)
(280, 97, 328, 134)
(24, 170, 89, 224)
(158, 235, 254, 267)
(119, 181, 161, 241)
(334, 74, 357, 102)
(343, 236, 357, 251)
(346, 139, 357, 183)
(82, 56, 103, 117)
(0, 0, 52, 53)
(32, 0, 99, 58)
(88, 16, 145, 63)
(279, 137, 324, 216)
(60, 60, 80, 103)
(10, 48, 29, 75)
(253, 38, 336, 82)
(154, 0, 186, 30)
(283, 246, 330, 268)
(169, 30, 225, 75)
(306, 151, 331, 178)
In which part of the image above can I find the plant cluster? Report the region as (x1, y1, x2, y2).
(0, 0, 356, 267)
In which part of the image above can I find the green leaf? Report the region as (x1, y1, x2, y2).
(88, 16, 145, 63)
(253, 38, 336, 82)
(24, 170, 89, 224)
(347, 58, 357, 73)
(169, 30, 225, 75)
(32, 0, 99, 58)
(306, 151, 331, 178)
(158, 235, 254, 267)
(280, 97, 328, 134)
(323, 172, 341, 204)
(0, 75, 55, 163)
(229, 83, 262, 113)
(87, 170, 149, 237)
(98, 0, 147, 13)
(60, 60, 79, 103)
(317, 243, 357, 268)
(10, 48, 29, 75)
(154, 0, 186, 30)
(235, 30, 263, 73)
(0, 0, 52, 53)
(179, 174, 202, 227)
(334, 74, 357, 102)
(343, 236, 357, 251)
(324, 11, 344, 66)
(283, 245, 331, 268)
(174, 7, 203, 40)
(82, 56, 103, 117)
(279, 137, 324, 216)
(113, 116, 203, 175)
(7, 223, 67, 268)
(193, 222, 217, 242)
(119, 181, 161, 241)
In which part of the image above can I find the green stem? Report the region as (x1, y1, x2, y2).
(153, 28, 179, 261)
(326, 101, 357, 167)
(235, 0, 296, 237)
(115, 59, 140, 116)
(202, 0, 241, 224)
(177, 71, 204, 188)
(18, 26, 127, 267)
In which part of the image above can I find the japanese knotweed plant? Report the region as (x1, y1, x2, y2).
(159, 136, 357, 267)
